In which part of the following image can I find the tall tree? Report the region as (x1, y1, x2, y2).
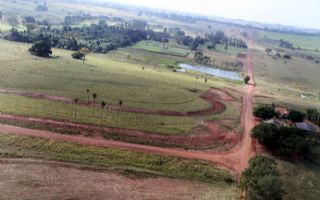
(74, 98, 79, 119)
(101, 101, 106, 124)
(116, 100, 123, 125)
(92, 93, 97, 116)
(80, 47, 90, 64)
(86, 89, 90, 104)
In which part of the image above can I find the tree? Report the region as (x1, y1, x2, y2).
(194, 52, 203, 63)
(287, 110, 305, 122)
(86, 89, 90, 104)
(265, 48, 272, 55)
(36, 3, 48, 12)
(72, 51, 84, 60)
(240, 156, 284, 200)
(251, 123, 278, 147)
(224, 44, 228, 52)
(244, 75, 250, 84)
(306, 108, 320, 125)
(74, 98, 79, 119)
(92, 93, 97, 116)
(29, 40, 52, 57)
(253, 104, 275, 120)
(80, 47, 90, 63)
(101, 101, 106, 123)
(119, 100, 123, 107)
(23, 16, 36, 24)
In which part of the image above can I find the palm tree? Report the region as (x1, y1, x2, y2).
(92, 93, 97, 102)
(86, 89, 90, 104)
(92, 93, 97, 116)
(101, 101, 106, 124)
(74, 98, 79, 119)
(116, 100, 123, 126)
(119, 100, 123, 107)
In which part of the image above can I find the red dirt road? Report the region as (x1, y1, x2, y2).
(0, 40, 257, 178)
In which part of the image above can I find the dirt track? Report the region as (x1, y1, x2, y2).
(0, 39, 257, 177)
(0, 87, 230, 117)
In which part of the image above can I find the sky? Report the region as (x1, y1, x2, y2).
(107, 0, 320, 30)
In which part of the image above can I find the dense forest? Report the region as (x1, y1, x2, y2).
(4, 23, 169, 53)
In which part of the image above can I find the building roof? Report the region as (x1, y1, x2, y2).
(295, 122, 316, 132)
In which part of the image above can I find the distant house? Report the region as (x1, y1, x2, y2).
(295, 122, 317, 132)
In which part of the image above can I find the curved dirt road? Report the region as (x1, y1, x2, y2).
(0, 40, 256, 177)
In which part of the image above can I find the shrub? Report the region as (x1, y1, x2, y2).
(29, 40, 52, 57)
(287, 110, 305, 122)
(253, 104, 275, 120)
(244, 75, 250, 84)
(71, 51, 84, 60)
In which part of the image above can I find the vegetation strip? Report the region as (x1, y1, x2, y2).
(0, 133, 234, 184)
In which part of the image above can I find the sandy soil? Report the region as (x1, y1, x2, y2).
(0, 158, 238, 200)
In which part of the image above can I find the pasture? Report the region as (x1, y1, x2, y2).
(0, 40, 242, 136)
(257, 30, 320, 50)
(131, 40, 190, 57)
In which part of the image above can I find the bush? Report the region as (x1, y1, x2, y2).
(240, 156, 284, 200)
(283, 54, 292, 59)
(29, 40, 52, 57)
(71, 51, 84, 60)
(306, 108, 320, 125)
(253, 104, 275, 120)
(244, 75, 250, 84)
(287, 110, 305, 122)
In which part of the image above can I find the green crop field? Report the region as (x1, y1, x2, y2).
(131, 41, 190, 57)
(258, 30, 320, 50)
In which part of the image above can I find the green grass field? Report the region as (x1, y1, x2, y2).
(0, 94, 195, 135)
(131, 41, 190, 57)
(0, 39, 242, 135)
(0, 133, 235, 185)
(210, 44, 246, 56)
(252, 48, 320, 92)
(258, 30, 320, 50)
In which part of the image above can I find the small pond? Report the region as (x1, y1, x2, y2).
(179, 63, 242, 80)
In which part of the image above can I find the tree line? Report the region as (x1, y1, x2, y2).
(4, 23, 170, 53)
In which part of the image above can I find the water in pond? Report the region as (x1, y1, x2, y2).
(179, 63, 242, 80)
